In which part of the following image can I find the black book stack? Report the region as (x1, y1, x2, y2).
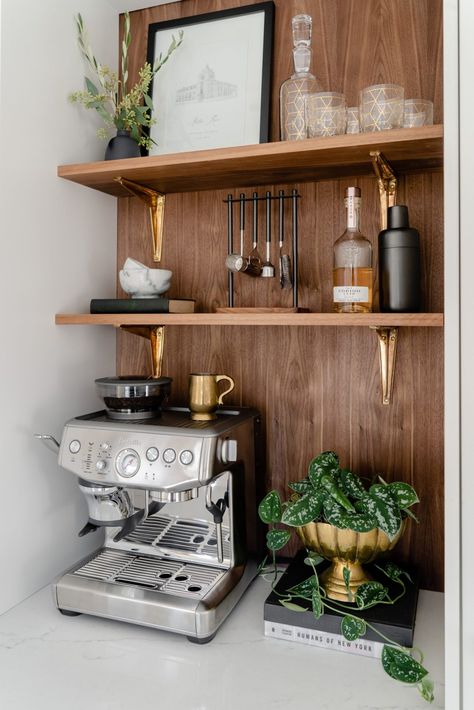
(264, 550, 419, 658)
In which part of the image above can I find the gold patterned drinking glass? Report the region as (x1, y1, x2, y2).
(403, 99, 434, 128)
(305, 92, 347, 137)
(188, 373, 235, 421)
(359, 84, 404, 132)
(346, 106, 360, 134)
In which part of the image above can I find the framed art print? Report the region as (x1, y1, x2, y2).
(146, 2, 274, 155)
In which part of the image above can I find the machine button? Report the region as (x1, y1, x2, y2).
(179, 450, 194, 465)
(220, 439, 238, 464)
(99, 442, 110, 451)
(146, 447, 159, 462)
(116, 448, 140, 478)
(95, 459, 107, 472)
(163, 448, 176, 464)
(69, 439, 81, 454)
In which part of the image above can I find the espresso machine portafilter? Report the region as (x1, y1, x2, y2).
(40, 406, 263, 642)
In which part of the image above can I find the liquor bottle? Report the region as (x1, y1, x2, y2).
(280, 14, 323, 141)
(333, 187, 373, 313)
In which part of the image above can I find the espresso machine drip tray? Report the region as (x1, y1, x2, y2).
(124, 514, 231, 558)
(73, 548, 225, 599)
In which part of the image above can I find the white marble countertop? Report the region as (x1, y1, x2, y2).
(0, 577, 444, 710)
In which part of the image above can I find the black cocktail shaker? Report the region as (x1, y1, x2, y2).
(378, 205, 421, 312)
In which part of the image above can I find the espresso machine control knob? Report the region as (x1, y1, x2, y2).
(69, 439, 81, 454)
(146, 447, 159, 462)
(95, 459, 107, 473)
(179, 450, 194, 465)
(163, 448, 176, 464)
(220, 439, 238, 464)
(116, 449, 140, 478)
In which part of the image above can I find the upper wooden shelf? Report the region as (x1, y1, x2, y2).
(57, 125, 443, 196)
(55, 313, 444, 327)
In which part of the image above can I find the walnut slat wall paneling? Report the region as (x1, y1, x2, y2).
(117, 0, 444, 591)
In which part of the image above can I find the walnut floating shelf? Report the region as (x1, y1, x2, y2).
(55, 313, 444, 327)
(57, 125, 443, 196)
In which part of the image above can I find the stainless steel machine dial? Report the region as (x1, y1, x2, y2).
(95, 459, 107, 472)
(69, 439, 81, 454)
(146, 447, 159, 462)
(179, 450, 193, 465)
(163, 448, 176, 463)
(116, 448, 140, 477)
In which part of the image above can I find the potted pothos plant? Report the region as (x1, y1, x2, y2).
(258, 451, 434, 704)
(69, 12, 183, 158)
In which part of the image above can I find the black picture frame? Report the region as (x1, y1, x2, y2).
(146, 2, 274, 155)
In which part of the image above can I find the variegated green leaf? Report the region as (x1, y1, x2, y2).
(322, 497, 348, 529)
(420, 676, 435, 703)
(381, 646, 428, 684)
(312, 587, 324, 619)
(288, 479, 313, 495)
(304, 551, 324, 567)
(266, 529, 291, 551)
(355, 581, 388, 608)
(281, 491, 324, 527)
(379, 562, 413, 584)
(388, 482, 419, 508)
(339, 468, 367, 500)
(279, 599, 307, 612)
(341, 615, 366, 641)
(288, 575, 318, 598)
(320, 476, 355, 512)
(359, 488, 401, 540)
(344, 510, 377, 532)
(343, 566, 353, 602)
(258, 490, 282, 524)
(308, 451, 339, 487)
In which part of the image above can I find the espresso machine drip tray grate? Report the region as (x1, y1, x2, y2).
(73, 548, 224, 598)
(124, 514, 231, 558)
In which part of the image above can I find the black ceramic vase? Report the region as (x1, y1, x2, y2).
(104, 129, 141, 160)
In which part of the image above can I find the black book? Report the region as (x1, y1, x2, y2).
(264, 550, 419, 655)
(90, 298, 195, 314)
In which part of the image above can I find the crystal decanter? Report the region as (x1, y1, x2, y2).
(280, 14, 323, 141)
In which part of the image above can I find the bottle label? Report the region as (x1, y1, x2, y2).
(333, 286, 369, 303)
(345, 196, 361, 230)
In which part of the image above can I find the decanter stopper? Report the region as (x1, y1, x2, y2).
(292, 14, 312, 46)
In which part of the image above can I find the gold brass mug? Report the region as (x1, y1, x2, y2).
(189, 373, 235, 420)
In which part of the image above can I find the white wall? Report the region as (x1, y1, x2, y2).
(460, 1, 474, 707)
(444, 1, 462, 708)
(0, 0, 118, 613)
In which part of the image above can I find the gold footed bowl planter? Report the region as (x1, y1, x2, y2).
(297, 521, 406, 602)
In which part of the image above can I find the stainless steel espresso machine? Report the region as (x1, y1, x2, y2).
(44, 384, 263, 643)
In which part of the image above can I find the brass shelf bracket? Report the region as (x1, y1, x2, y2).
(120, 325, 165, 378)
(115, 177, 165, 262)
(371, 326, 398, 405)
(370, 151, 398, 230)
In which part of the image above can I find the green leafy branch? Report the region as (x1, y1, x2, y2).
(69, 12, 183, 150)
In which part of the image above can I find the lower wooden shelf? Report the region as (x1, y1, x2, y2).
(55, 313, 444, 327)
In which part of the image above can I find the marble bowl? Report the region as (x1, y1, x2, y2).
(119, 266, 172, 298)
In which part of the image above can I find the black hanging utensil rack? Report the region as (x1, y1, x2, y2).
(223, 190, 301, 310)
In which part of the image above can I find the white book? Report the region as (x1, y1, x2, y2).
(264, 620, 383, 659)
